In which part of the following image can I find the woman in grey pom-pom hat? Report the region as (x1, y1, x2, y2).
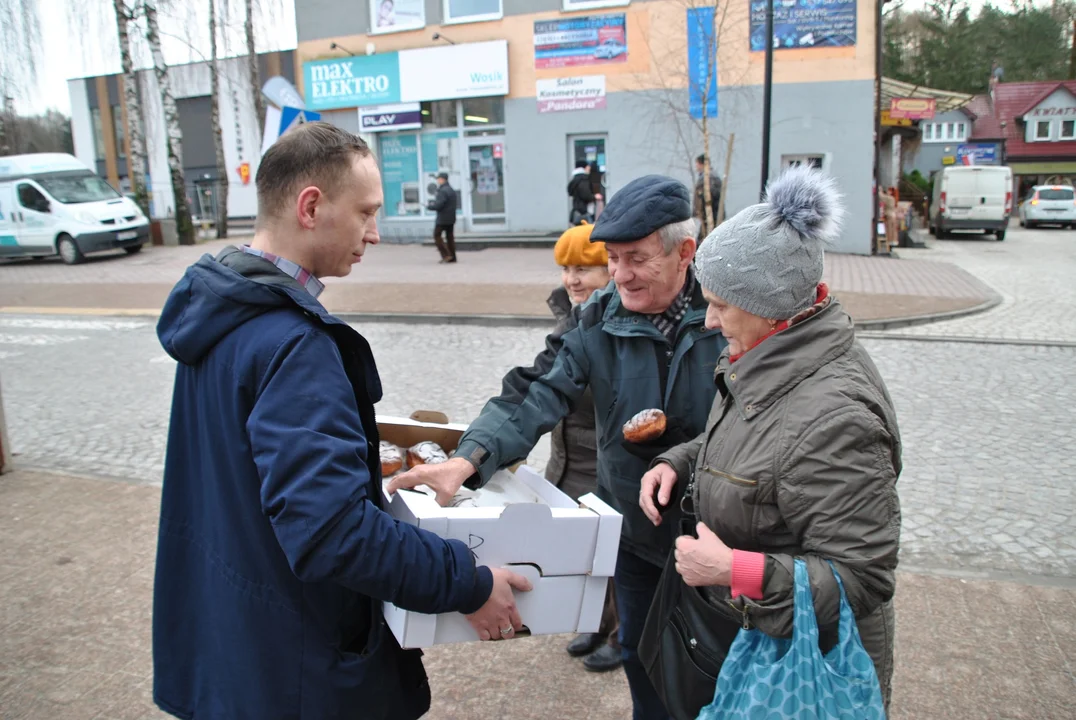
(638, 165, 902, 713)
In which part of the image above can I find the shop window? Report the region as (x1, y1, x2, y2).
(1062, 120, 1076, 140)
(420, 131, 463, 218)
(379, 134, 422, 217)
(369, 0, 426, 34)
(421, 100, 457, 129)
(563, 0, 630, 9)
(113, 104, 126, 159)
(462, 96, 505, 127)
(1036, 120, 1052, 140)
(91, 108, 106, 161)
(442, 0, 502, 25)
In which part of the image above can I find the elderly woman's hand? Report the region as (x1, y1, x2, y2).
(675, 522, 734, 587)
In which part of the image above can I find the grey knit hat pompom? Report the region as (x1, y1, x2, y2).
(695, 165, 844, 320)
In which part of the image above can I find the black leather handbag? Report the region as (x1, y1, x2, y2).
(638, 519, 743, 720)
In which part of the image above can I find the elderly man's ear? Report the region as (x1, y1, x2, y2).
(678, 238, 697, 270)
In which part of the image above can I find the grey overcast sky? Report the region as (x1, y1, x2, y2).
(29, 0, 296, 116)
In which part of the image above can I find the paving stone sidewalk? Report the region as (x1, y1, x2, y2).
(0, 240, 997, 324)
(1, 469, 1073, 720)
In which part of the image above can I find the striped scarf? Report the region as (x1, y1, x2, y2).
(646, 269, 696, 341)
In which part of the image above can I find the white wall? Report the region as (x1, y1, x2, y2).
(70, 55, 267, 220)
(67, 79, 96, 170)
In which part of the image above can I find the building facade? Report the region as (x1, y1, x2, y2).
(67, 50, 296, 222)
(295, 0, 877, 254)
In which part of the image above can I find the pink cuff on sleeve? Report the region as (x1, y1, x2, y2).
(730, 550, 766, 600)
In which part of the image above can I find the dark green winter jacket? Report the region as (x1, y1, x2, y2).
(453, 274, 728, 566)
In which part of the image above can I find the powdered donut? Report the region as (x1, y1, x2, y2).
(407, 441, 449, 467)
(623, 409, 667, 443)
(380, 441, 403, 476)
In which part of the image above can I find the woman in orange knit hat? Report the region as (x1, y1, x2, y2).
(544, 221, 621, 672)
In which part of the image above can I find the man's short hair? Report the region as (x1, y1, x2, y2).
(255, 122, 371, 228)
(575, 160, 589, 170)
(696, 154, 707, 165)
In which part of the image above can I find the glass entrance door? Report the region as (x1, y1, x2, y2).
(464, 137, 506, 230)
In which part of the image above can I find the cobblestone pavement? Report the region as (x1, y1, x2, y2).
(886, 226, 1076, 343)
(2, 315, 1073, 582)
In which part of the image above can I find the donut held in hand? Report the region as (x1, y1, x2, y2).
(623, 409, 667, 443)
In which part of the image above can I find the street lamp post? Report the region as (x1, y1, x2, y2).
(760, 0, 774, 201)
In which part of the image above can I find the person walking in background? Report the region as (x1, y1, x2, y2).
(569, 160, 602, 225)
(545, 221, 621, 673)
(694, 154, 722, 236)
(428, 171, 458, 263)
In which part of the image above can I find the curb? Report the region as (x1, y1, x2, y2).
(1, 292, 1005, 332)
(852, 292, 1003, 331)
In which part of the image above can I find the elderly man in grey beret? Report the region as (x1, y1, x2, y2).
(390, 175, 729, 719)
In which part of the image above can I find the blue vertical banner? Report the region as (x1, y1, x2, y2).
(688, 7, 718, 120)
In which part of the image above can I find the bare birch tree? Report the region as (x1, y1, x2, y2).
(0, 0, 41, 152)
(209, 0, 229, 238)
(246, 0, 266, 131)
(626, 0, 751, 235)
(112, 0, 151, 217)
(143, 0, 194, 244)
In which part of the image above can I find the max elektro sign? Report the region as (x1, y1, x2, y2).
(303, 40, 509, 112)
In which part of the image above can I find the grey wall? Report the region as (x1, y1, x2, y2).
(905, 109, 997, 178)
(501, 79, 874, 254)
(176, 96, 215, 169)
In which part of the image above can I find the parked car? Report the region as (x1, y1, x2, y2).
(0, 153, 150, 264)
(594, 38, 626, 59)
(1018, 185, 1076, 228)
(929, 165, 1012, 241)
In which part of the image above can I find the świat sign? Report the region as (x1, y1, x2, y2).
(536, 75, 606, 113)
(303, 40, 509, 111)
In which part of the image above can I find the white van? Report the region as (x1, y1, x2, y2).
(0, 153, 150, 264)
(929, 165, 1013, 241)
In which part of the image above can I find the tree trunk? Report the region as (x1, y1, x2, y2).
(246, 0, 266, 131)
(209, 0, 229, 238)
(1070, 20, 1076, 80)
(113, 0, 150, 218)
(143, 0, 194, 245)
(701, 116, 713, 236)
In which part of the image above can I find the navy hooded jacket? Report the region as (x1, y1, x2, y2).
(152, 247, 493, 720)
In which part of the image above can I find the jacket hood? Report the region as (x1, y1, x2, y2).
(158, 246, 324, 365)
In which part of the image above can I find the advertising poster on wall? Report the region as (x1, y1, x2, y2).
(749, 0, 856, 52)
(536, 75, 607, 113)
(533, 14, 627, 69)
(379, 134, 420, 217)
(370, 0, 425, 33)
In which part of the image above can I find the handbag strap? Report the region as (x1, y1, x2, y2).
(790, 558, 820, 650)
(825, 560, 863, 651)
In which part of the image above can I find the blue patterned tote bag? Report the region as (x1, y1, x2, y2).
(699, 559, 886, 719)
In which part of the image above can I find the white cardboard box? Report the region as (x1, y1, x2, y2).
(377, 414, 623, 649)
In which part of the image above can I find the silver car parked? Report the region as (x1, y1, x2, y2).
(1019, 185, 1076, 229)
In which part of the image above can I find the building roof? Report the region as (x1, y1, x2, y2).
(969, 80, 1076, 160)
(880, 77, 973, 113)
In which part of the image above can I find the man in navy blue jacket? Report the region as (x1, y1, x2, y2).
(153, 122, 531, 720)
